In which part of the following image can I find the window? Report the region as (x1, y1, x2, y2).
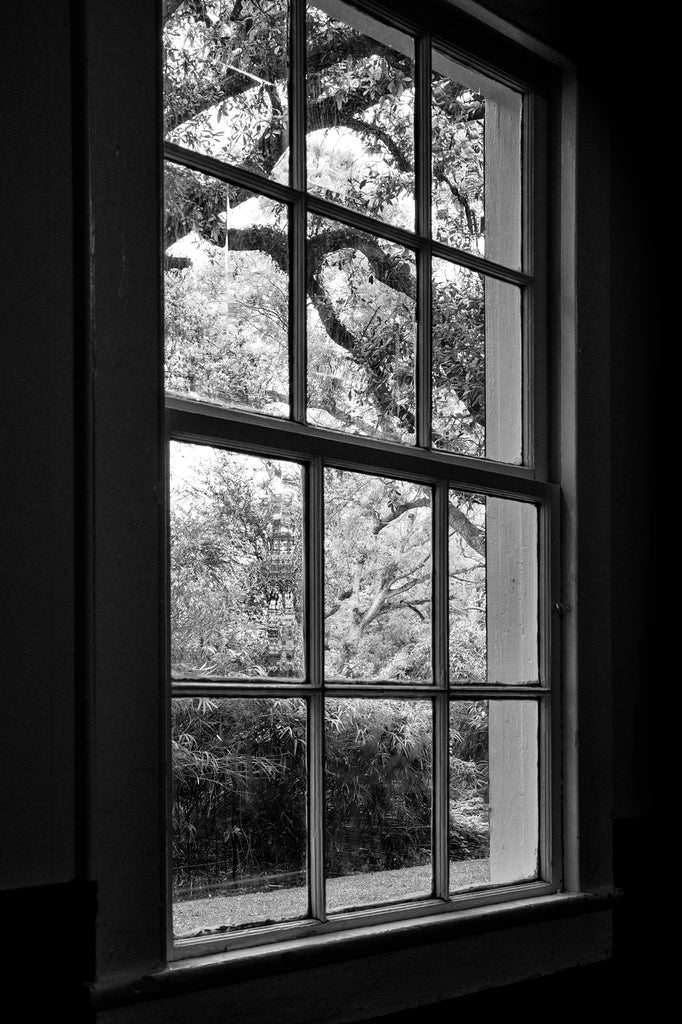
(163, 0, 558, 959)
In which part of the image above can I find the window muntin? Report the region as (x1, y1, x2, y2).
(164, 0, 553, 957)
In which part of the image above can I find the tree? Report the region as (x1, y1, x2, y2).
(170, 446, 489, 896)
(164, 1, 492, 896)
(163, 0, 488, 448)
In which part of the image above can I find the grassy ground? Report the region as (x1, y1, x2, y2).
(174, 859, 490, 937)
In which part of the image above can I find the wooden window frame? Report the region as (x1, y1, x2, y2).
(164, 0, 559, 962)
(80, 0, 615, 1014)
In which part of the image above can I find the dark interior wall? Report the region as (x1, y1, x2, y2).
(0, 0, 75, 890)
(0, 0, 659, 1013)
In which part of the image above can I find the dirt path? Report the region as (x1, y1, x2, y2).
(174, 859, 490, 937)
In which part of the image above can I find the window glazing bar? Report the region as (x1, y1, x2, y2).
(417, 31, 432, 448)
(167, 404, 554, 498)
(170, 681, 551, 698)
(163, 144, 532, 288)
(307, 458, 326, 920)
(432, 484, 449, 898)
(290, 0, 307, 422)
(429, 241, 531, 286)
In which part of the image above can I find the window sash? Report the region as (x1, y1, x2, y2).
(164, 0, 556, 960)
(166, 426, 558, 957)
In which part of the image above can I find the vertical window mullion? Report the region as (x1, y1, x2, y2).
(542, 489, 560, 887)
(416, 33, 432, 449)
(306, 456, 326, 920)
(290, 0, 307, 423)
(432, 693, 449, 900)
(432, 481, 449, 899)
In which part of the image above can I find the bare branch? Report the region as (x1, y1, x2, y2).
(372, 498, 429, 534)
(449, 504, 485, 556)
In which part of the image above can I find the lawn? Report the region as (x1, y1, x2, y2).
(174, 859, 490, 938)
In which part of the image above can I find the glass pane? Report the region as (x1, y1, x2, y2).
(432, 51, 521, 269)
(172, 697, 307, 938)
(170, 443, 304, 679)
(307, 214, 417, 442)
(432, 259, 522, 462)
(326, 699, 432, 912)
(449, 700, 538, 894)
(325, 469, 431, 681)
(486, 497, 538, 685)
(448, 492, 486, 682)
(164, 165, 290, 417)
(163, 0, 289, 182)
(306, 1, 415, 229)
(448, 492, 539, 685)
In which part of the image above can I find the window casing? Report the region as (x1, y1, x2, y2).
(162, 0, 560, 962)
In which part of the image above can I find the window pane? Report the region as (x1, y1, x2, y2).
(432, 51, 521, 269)
(449, 700, 538, 893)
(486, 497, 538, 685)
(307, 1, 415, 229)
(164, 165, 290, 417)
(448, 491, 486, 682)
(432, 258, 522, 462)
(164, 0, 289, 182)
(326, 698, 432, 912)
(172, 697, 307, 938)
(170, 443, 304, 679)
(308, 214, 417, 442)
(449, 493, 538, 685)
(325, 469, 431, 681)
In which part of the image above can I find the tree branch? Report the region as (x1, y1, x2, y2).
(307, 271, 417, 437)
(307, 230, 415, 300)
(372, 498, 429, 534)
(449, 505, 485, 556)
(345, 117, 412, 173)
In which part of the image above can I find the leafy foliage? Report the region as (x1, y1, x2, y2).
(163, 0, 488, 448)
(165, 2, 492, 898)
(173, 696, 489, 898)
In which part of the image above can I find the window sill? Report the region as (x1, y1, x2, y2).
(91, 890, 617, 1022)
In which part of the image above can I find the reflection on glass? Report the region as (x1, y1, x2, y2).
(448, 492, 538, 685)
(163, 0, 289, 182)
(325, 469, 431, 681)
(170, 443, 304, 679)
(307, 214, 416, 442)
(448, 491, 486, 682)
(449, 700, 538, 893)
(326, 699, 432, 912)
(432, 259, 522, 463)
(164, 165, 289, 416)
(172, 697, 307, 937)
(431, 50, 521, 268)
(307, 1, 415, 229)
